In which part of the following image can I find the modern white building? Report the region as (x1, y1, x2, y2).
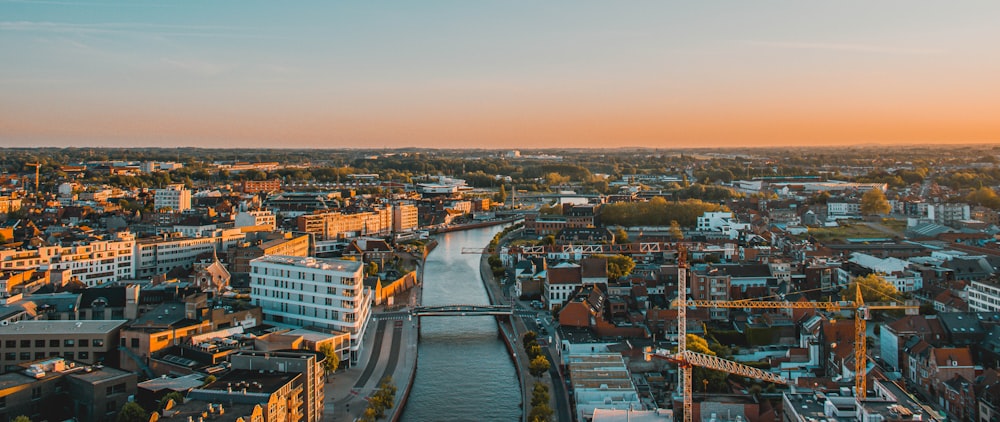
(134, 229, 245, 278)
(566, 354, 643, 422)
(249, 255, 372, 364)
(969, 279, 1000, 312)
(696, 212, 748, 239)
(154, 183, 191, 212)
(0, 231, 137, 287)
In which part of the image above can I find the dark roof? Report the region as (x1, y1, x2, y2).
(711, 264, 772, 278)
(79, 286, 127, 309)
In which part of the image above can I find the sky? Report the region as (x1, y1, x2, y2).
(2, 1, 999, 150)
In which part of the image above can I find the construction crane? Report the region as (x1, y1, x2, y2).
(25, 162, 41, 194)
(688, 285, 918, 400)
(646, 247, 787, 422)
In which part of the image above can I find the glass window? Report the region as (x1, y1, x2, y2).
(34, 352, 44, 360)
(20, 340, 29, 348)
(94, 339, 104, 347)
(79, 339, 89, 347)
(64, 339, 74, 347)
(4, 352, 15, 361)
(78, 351, 89, 360)
(4, 340, 14, 348)
(63, 352, 74, 360)
(50, 340, 59, 347)
(34, 340, 44, 348)
(20, 352, 30, 360)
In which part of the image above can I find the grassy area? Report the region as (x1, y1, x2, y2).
(880, 218, 907, 232)
(802, 223, 894, 243)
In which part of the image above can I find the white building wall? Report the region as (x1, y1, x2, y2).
(250, 255, 372, 364)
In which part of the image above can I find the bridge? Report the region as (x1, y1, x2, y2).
(373, 304, 538, 320)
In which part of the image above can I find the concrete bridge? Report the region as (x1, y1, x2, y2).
(373, 304, 538, 320)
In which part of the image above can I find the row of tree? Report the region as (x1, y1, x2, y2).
(600, 197, 728, 227)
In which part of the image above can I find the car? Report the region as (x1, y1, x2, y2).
(535, 317, 543, 326)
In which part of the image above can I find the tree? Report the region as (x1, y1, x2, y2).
(366, 262, 379, 276)
(529, 403, 554, 422)
(115, 402, 148, 422)
(685, 334, 715, 356)
(12, 416, 31, 422)
(319, 342, 341, 381)
(612, 227, 628, 244)
(202, 375, 216, 385)
(967, 187, 1000, 209)
(597, 254, 635, 280)
(669, 220, 684, 240)
(860, 189, 891, 216)
(495, 184, 508, 204)
(529, 354, 551, 377)
(159, 391, 184, 410)
(842, 274, 902, 303)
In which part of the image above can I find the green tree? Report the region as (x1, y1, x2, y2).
(529, 403, 554, 422)
(529, 354, 551, 377)
(366, 262, 379, 276)
(115, 402, 148, 422)
(842, 274, 902, 303)
(12, 416, 31, 422)
(319, 342, 341, 381)
(159, 391, 184, 410)
(685, 334, 715, 356)
(597, 254, 635, 280)
(202, 375, 216, 385)
(860, 189, 891, 216)
(967, 187, 1000, 209)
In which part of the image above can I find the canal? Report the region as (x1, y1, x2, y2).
(400, 225, 521, 421)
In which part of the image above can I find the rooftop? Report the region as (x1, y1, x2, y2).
(0, 319, 127, 335)
(251, 254, 362, 272)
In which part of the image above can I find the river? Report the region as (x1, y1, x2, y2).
(400, 225, 521, 421)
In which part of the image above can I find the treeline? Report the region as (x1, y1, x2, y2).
(600, 198, 729, 227)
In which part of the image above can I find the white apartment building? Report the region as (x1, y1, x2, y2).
(696, 211, 748, 239)
(827, 201, 861, 217)
(969, 279, 1000, 312)
(154, 183, 191, 212)
(0, 232, 136, 287)
(134, 229, 245, 278)
(250, 255, 372, 364)
(392, 203, 418, 233)
(234, 210, 277, 231)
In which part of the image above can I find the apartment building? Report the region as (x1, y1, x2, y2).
(392, 202, 419, 233)
(0, 357, 136, 422)
(154, 183, 191, 212)
(228, 233, 311, 274)
(969, 278, 1000, 312)
(242, 179, 283, 194)
(229, 350, 325, 422)
(0, 231, 136, 286)
(250, 255, 372, 363)
(0, 320, 127, 373)
(235, 209, 278, 231)
(295, 207, 393, 241)
(133, 228, 244, 278)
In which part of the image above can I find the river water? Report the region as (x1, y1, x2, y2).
(400, 226, 521, 421)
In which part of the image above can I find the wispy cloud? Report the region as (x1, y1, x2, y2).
(0, 21, 273, 39)
(740, 40, 944, 55)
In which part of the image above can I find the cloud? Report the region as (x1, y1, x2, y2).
(0, 20, 271, 39)
(740, 40, 944, 55)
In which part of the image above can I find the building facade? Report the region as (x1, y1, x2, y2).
(250, 255, 372, 363)
(154, 183, 191, 212)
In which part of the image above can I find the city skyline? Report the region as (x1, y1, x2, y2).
(3, 1, 999, 149)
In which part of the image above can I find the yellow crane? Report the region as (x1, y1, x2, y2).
(646, 248, 787, 422)
(688, 284, 918, 400)
(25, 162, 41, 194)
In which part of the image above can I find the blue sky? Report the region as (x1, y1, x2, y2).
(2, 1, 999, 148)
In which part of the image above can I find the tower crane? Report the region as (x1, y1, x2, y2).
(646, 247, 787, 422)
(688, 284, 918, 400)
(25, 162, 41, 194)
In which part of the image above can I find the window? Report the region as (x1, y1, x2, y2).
(94, 339, 104, 347)
(34, 340, 44, 348)
(78, 351, 89, 360)
(34, 352, 44, 360)
(79, 339, 89, 347)
(64, 339, 74, 347)
(4, 340, 14, 348)
(130, 338, 139, 348)
(20, 352, 30, 360)
(63, 352, 74, 360)
(4, 352, 14, 361)
(31, 387, 41, 399)
(49, 340, 59, 347)
(20, 340, 29, 348)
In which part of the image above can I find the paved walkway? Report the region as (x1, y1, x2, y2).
(324, 285, 421, 421)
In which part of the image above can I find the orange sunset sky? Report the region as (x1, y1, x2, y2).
(2, 1, 999, 149)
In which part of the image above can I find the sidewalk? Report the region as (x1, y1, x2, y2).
(324, 284, 421, 421)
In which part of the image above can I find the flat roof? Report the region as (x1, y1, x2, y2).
(251, 254, 362, 272)
(0, 320, 127, 335)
